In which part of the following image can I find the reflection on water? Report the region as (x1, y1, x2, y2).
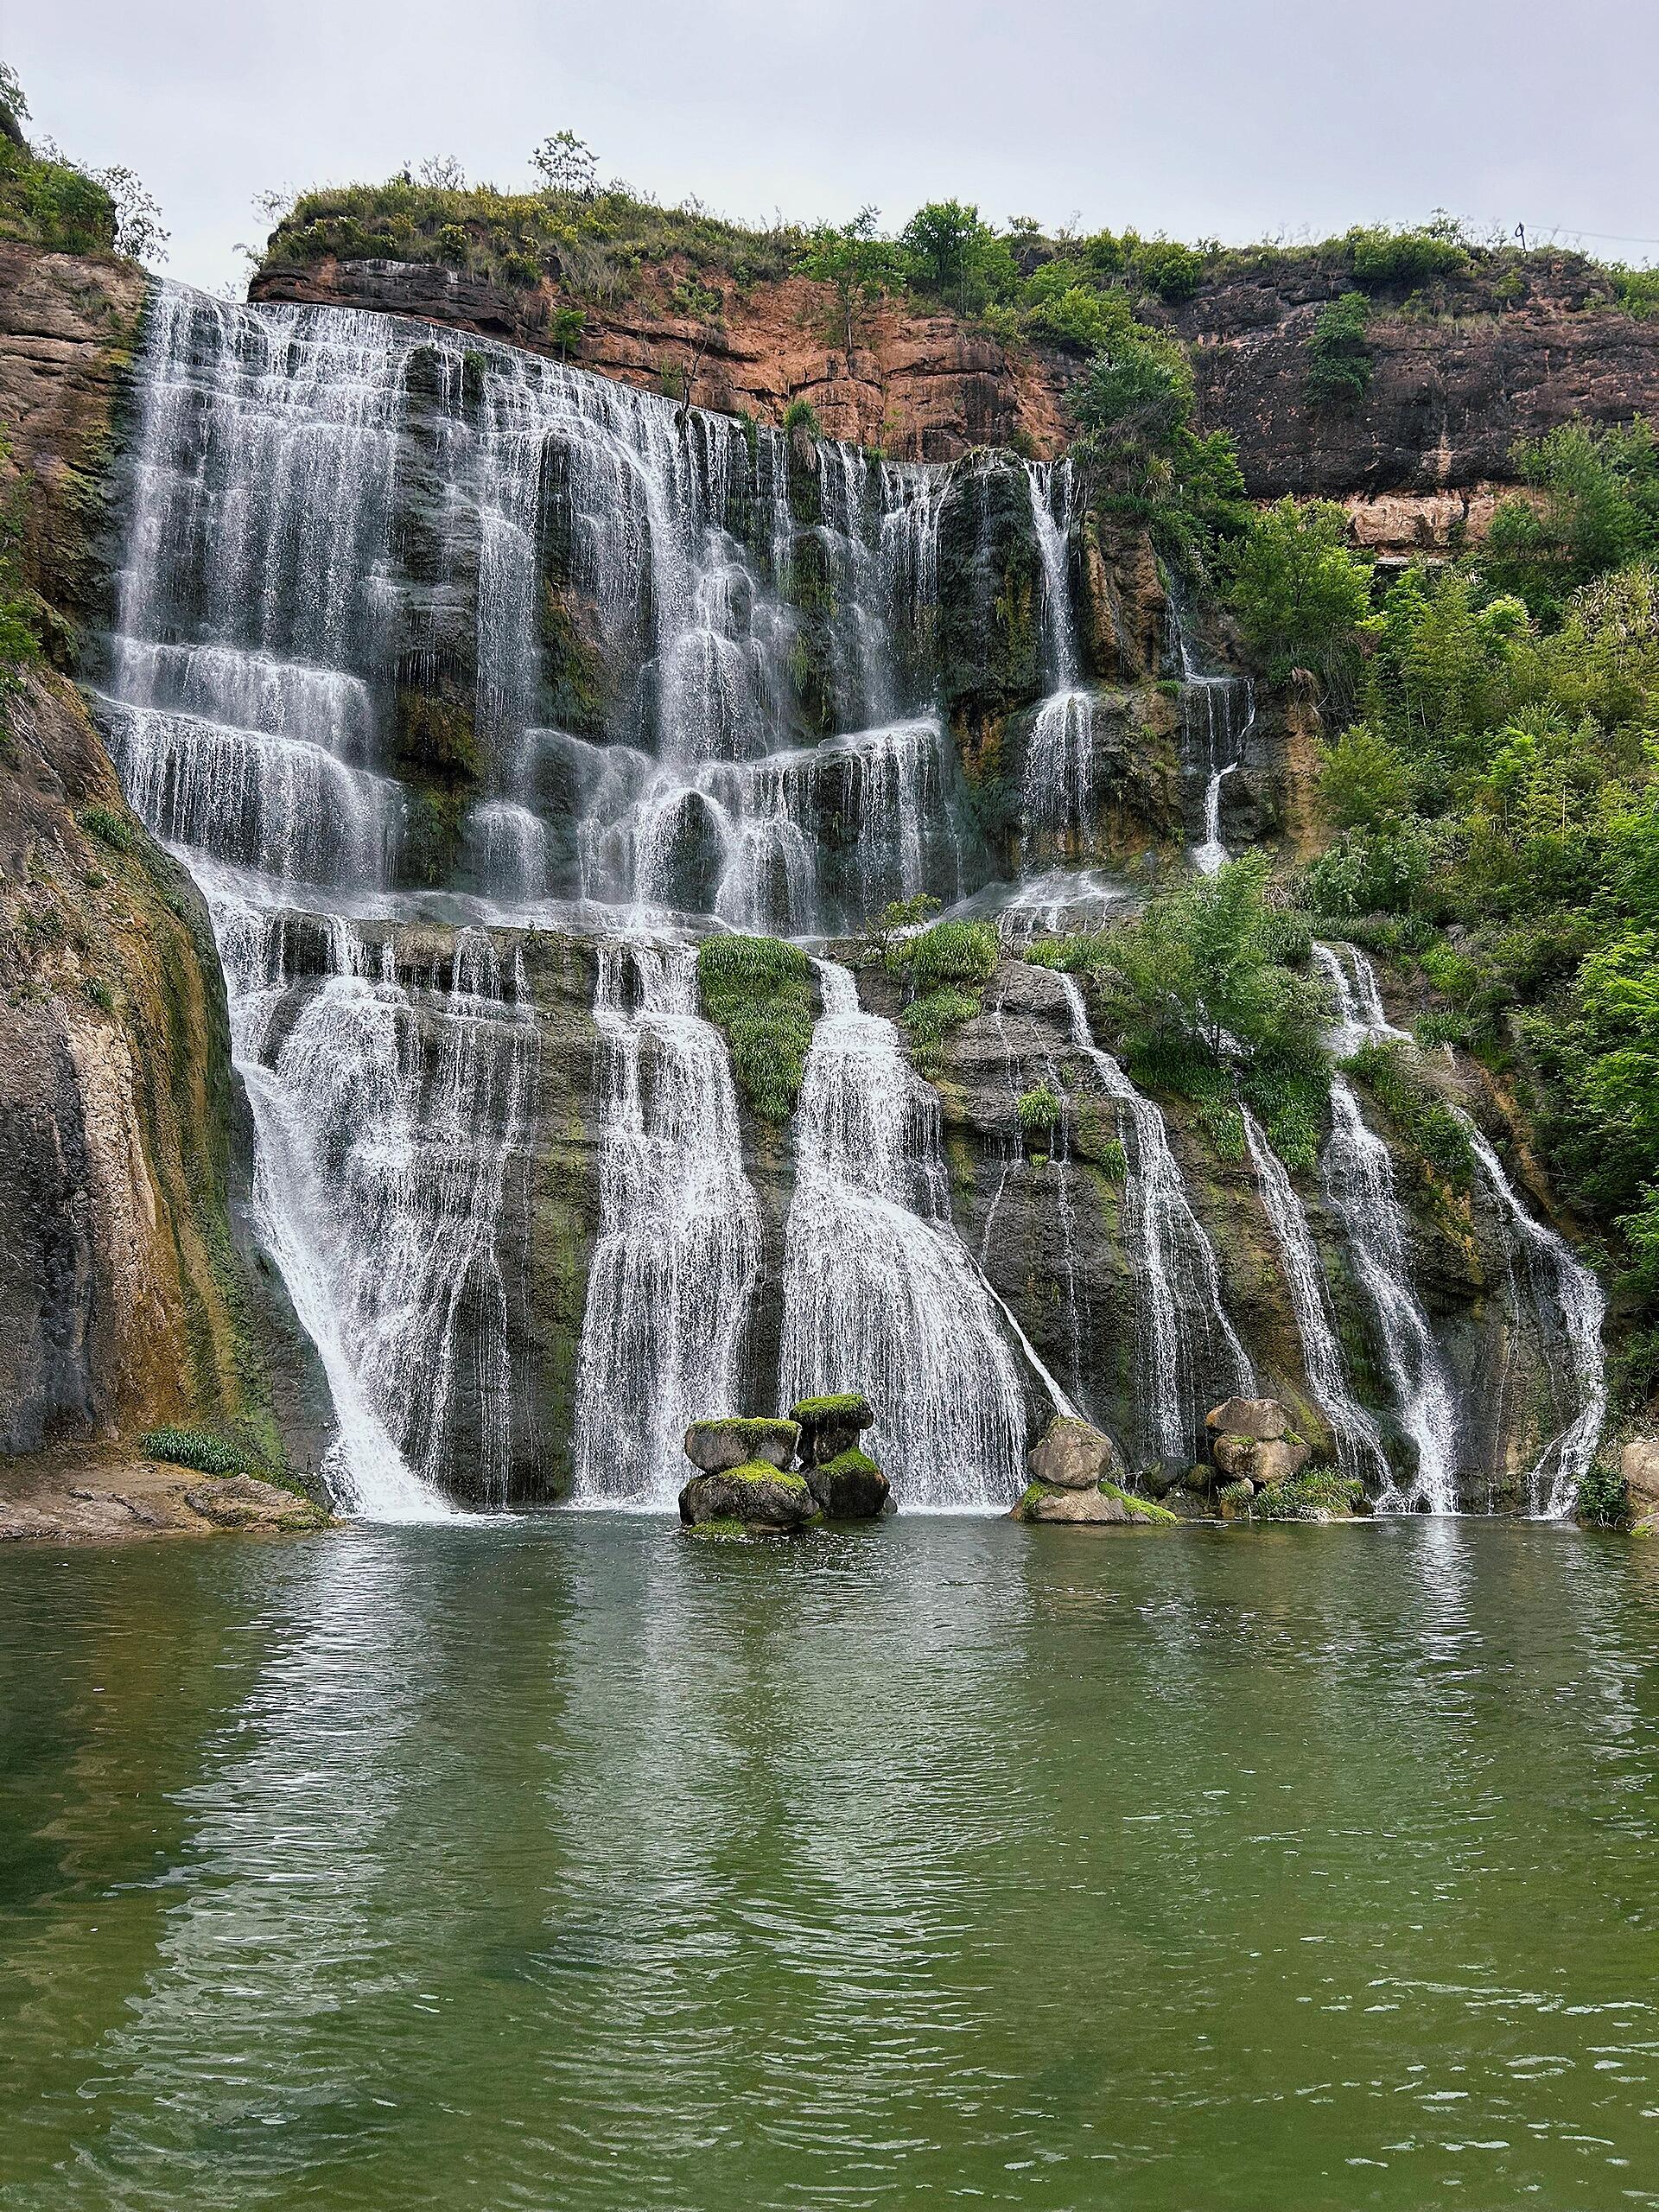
(2, 1518, 1656, 2211)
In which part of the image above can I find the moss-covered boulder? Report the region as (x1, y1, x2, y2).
(683, 1416, 800, 1473)
(1012, 1478, 1177, 1526)
(804, 1446, 890, 1521)
(1027, 1413, 1128, 1491)
(679, 1462, 822, 1533)
(789, 1391, 874, 1466)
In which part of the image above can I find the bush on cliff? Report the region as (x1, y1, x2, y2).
(696, 933, 815, 1123)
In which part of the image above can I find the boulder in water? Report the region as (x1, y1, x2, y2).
(1206, 1397, 1291, 1444)
(683, 1417, 800, 1474)
(789, 1392, 875, 1467)
(679, 1463, 822, 1534)
(804, 1446, 890, 1520)
(1620, 1436, 1659, 1530)
(1012, 1478, 1175, 1526)
(1027, 1414, 1128, 1491)
(1212, 1431, 1310, 1485)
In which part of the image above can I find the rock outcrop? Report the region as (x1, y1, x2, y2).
(804, 1447, 890, 1521)
(684, 1416, 800, 1472)
(679, 1462, 822, 1535)
(1620, 1437, 1659, 1534)
(1206, 1399, 1310, 1489)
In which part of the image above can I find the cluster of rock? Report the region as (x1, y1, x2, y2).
(678, 1395, 891, 1535)
(1010, 1415, 1174, 1526)
(1186, 1397, 1311, 1509)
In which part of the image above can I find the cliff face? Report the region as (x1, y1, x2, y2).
(0, 248, 312, 1479)
(251, 251, 1659, 554)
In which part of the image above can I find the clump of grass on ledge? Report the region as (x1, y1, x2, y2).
(139, 1426, 248, 1478)
(696, 933, 814, 1123)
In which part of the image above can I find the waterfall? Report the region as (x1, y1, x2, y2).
(218, 912, 537, 1515)
(1020, 461, 1097, 863)
(1312, 939, 1409, 1054)
(1167, 600, 1253, 876)
(1321, 1081, 1461, 1511)
(573, 942, 763, 1506)
(1241, 1108, 1389, 1486)
(1054, 973, 1253, 1461)
(1459, 1119, 1607, 1519)
(778, 963, 1032, 1508)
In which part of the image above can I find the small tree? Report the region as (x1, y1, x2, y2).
(799, 207, 896, 354)
(1224, 499, 1376, 696)
(531, 130, 597, 199)
(861, 893, 940, 963)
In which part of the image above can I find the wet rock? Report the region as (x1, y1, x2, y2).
(788, 1393, 874, 1467)
(679, 1463, 822, 1534)
(1012, 1479, 1172, 1526)
(1027, 1413, 1128, 1491)
(804, 1446, 890, 1520)
(1621, 1437, 1659, 1530)
(1211, 1432, 1311, 1485)
(683, 1417, 800, 1474)
(1206, 1397, 1291, 1444)
(181, 1477, 330, 1531)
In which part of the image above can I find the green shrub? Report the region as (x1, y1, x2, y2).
(140, 1426, 248, 1477)
(902, 987, 981, 1068)
(900, 919, 999, 989)
(696, 933, 815, 1123)
(1306, 290, 1374, 408)
(1574, 1461, 1629, 1528)
(79, 806, 134, 851)
(1018, 1084, 1060, 1135)
(1344, 223, 1470, 289)
(1224, 498, 1376, 697)
(782, 396, 822, 438)
(1251, 1470, 1364, 1519)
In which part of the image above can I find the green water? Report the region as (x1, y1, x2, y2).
(2, 1516, 1656, 2210)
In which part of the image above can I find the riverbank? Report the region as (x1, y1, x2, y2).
(0, 1443, 332, 1541)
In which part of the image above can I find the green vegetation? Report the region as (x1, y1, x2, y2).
(1101, 1479, 1179, 1522)
(781, 396, 822, 439)
(1574, 1461, 1630, 1528)
(1251, 1470, 1365, 1519)
(1018, 1084, 1061, 1135)
(140, 1425, 250, 1477)
(0, 432, 39, 729)
(1268, 420, 1659, 1407)
(0, 67, 165, 260)
(1305, 291, 1373, 408)
(79, 805, 135, 851)
(1223, 498, 1376, 699)
(789, 1393, 870, 1422)
(1084, 853, 1329, 1169)
(859, 891, 941, 963)
(696, 933, 815, 1122)
(900, 919, 999, 989)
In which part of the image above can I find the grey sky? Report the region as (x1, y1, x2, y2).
(10, 0, 1658, 295)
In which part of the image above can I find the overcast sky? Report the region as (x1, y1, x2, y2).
(10, 0, 1658, 294)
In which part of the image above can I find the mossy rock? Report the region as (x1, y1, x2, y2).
(1013, 1478, 1174, 1526)
(683, 1416, 801, 1473)
(804, 1446, 890, 1521)
(790, 1390, 875, 1466)
(679, 1464, 822, 1534)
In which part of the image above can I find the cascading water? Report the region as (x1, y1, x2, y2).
(1241, 1108, 1389, 1486)
(1312, 939, 1409, 1054)
(573, 943, 763, 1506)
(1020, 461, 1100, 863)
(1167, 601, 1254, 876)
(778, 963, 1033, 1507)
(98, 283, 1033, 1510)
(1460, 1120, 1607, 1518)
(1320, 1081, 1461, 1511)
(1054, 973, 1253, 1460)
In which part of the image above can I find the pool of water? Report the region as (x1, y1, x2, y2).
(2, 1515, 1656, 2209)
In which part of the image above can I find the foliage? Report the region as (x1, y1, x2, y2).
(1305, 290, 1373, 407)
(1224, 499, 1376, 698)
(79, 806, 134, 851)
(1481, 421, 1659, 618)
(798, 207, 898, 351)
(781, 396, 822, 439)
(0, 436, 40, 726)
(1018, 1084, 1061, 1135)
(902, 987, 981, 1069)
(530, 130, 597, 198)
(1319, 721, 1415, 829)
(1250, 1470, 1364, 1518)
(696, 933, 815, 1123)
(0, 71, 163, 261)
(1343, 219, 1471, 289)
(859, 891, 940, 963)
(899, 919, 1000, 989)
(140, 1426, 248, 1477)
(1090, 854, 1329, 1165)
(899, 200, 1018, 315)
(1574, 1461, 1630, 1528)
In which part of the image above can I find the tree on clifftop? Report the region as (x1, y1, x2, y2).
(799, 208, 897, 355)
